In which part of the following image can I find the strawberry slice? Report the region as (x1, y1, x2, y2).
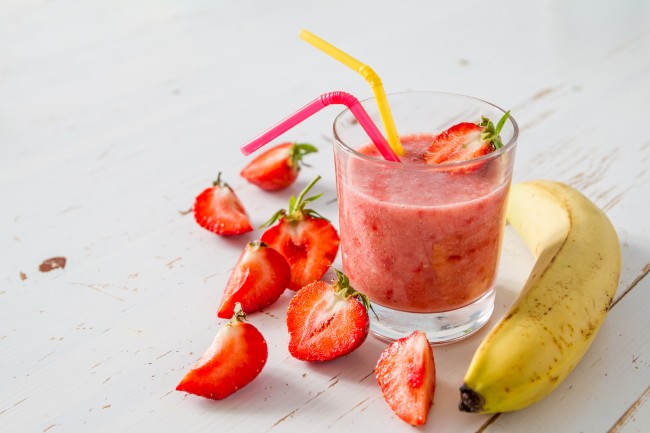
(260, 176, 339, 291)
(241, 142, 318, 191)
(424, 111, 511, 165)
(217, 241, 291, 319)
(193, 173, 253, 236)
(375, 331, 436, 426)
(176, 303, 267, 400)
(286, 269, 372, 361)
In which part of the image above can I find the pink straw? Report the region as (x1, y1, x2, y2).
(240, 91, 400, 162)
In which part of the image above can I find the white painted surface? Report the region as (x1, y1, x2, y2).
(1, 1, 649, 432)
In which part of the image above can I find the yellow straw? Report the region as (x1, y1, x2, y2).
(299, 29, 404, 156)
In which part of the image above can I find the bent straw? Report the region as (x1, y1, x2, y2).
(299, 29, 404, 156)
(240, 91, 400, 162)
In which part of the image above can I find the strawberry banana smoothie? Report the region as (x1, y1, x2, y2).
(333, 91, 517, 343)
(337, 135, 510, 314)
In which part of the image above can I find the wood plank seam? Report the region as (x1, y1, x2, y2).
(607, 384, 650, 432)
(610, 262, 650, 310)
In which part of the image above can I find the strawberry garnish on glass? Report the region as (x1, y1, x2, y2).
(176, 303, 267, 400)
(241, 142, 318, 191)
(260, 176, 340, 291)
(286, 268, 373, 361)
(375, 330, 436, 426)
(193, 172, 253, 236)
(217, 241, 291, 319)
(424, 111, 511, 165)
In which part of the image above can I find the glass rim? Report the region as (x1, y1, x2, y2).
(332, 90, 519, 170)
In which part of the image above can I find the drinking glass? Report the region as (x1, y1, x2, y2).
(333, 91, 518, 344)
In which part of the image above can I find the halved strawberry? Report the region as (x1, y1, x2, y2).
(241, 142, 318, 191)
(286, 269, 372, 361)
(375, 330, 436, 426)
(260, 176, 339, 291)
(176, 303, 267, 400)
(193, 173, 253, 236)
(424, 111, 511, 165)
(217, 241, 291, 319)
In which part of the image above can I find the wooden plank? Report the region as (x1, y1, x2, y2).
(609, 385, 650, 432)
(1, 1, 649, 432)
(485, 268, 650, 432)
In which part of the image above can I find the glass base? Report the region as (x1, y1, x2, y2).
(369, 288, 495, 345)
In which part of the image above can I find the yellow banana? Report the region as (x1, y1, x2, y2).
(459, 180, 621, 413)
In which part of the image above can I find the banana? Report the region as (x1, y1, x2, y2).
(459, 180, 621, 413)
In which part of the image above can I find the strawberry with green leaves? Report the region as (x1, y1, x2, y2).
(375, 330, 436, 426)
(176, 303, 267, 400)
(286, 269, 372, 361)
(241, 142, 318, 191)
(424, 111, 511, 165)
(217, 241, 291, 319)
(193, 173, 253, 236)
(260, 176, 339, 291)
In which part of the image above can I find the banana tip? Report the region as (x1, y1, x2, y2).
(459, 384, 485, 413)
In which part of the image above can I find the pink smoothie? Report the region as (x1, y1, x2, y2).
(336, 134, 510, 313)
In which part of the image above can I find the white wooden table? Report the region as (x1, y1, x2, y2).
(2, 1, 649, 432)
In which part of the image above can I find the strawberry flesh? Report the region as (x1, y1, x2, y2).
(375, 330, 436, 426)
(261, 216, 339, 291)
(259, 176, 339, 291)
(193, 177, 252, 236)
(176, 307, 267, 400)
(424, 122, 489, 164)
(241, 142, 298, 191)
(217, 241, 290, 318)
(287, 279, 369, 361)
(241, 142, 317, 191)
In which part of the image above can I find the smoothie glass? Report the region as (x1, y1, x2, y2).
(333, 91, 518, 344)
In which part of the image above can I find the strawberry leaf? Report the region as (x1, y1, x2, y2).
(291, 143, 319, 168)
(259, 209, 286, 228)
(288, 195, 298, 214)
(479, 111, 511, 150)
(303, 208, 327, 220)
(494, 110, 510, 137)
(261, 176, 330, 227)
(302, 193, 323, 204)
(332, 268, 377, 319)
(289, 176, 329, 220)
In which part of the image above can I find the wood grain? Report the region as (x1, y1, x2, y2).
(1, 1, 649, 432)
